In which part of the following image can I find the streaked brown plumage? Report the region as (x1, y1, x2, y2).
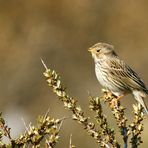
(89, 42, 148, 114)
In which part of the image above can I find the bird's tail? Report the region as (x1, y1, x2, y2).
(133, 90, 148, 115)
(139, 97, 148, 115)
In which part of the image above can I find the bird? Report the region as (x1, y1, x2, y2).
(88, 42, 148, 114)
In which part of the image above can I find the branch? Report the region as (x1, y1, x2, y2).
(102, 90, 129, 148)
(130, 104, 144, 148)
(42, 60, 109, 147)
(89, 96, 120, 147)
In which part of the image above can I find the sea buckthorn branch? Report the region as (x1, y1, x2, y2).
(0, 112, 14, 147)
(89, 96, 120, 148)
(130, 104, 144, 148)
(41, 59, 108, 147)
(102, 90, 129, 148)
(16, 115, 63, 147)
(0, 112, 63, 147)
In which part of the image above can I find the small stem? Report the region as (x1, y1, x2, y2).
(102, 91, 128, 148)
(123, 128, 128, 148)
(130, 104, 144, 148)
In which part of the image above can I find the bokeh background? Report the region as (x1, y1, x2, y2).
(1, 0, 148, 147)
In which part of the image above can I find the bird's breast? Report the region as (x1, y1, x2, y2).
(95, 62, 108, 87)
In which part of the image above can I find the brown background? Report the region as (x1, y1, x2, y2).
(0, 0, 148, 147)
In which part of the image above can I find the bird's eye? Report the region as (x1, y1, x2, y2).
(96, 49, 100, 52)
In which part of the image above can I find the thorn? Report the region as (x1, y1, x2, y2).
(21, 117, 29, 132)
(69, 134, 72, 148)
(40, 58, 48, 70)
(44, 108, 50, 120)
(87, 90, 91, 96)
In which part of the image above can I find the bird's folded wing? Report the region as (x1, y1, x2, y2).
(107, 58, 148, 93)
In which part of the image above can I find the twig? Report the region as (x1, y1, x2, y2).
(0, 113, 12, 141)
(21, 117, 29, 132)
(102, 90, 128, 148)
(44, 108, 50, 120)
(89, 96, 120, 148)
(41, 58, 48, 70)
(69, 134, 72, 148)
(69, 134, 76, 148)
(130, 104, 144, 148)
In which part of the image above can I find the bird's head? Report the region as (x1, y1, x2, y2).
(88, 42, 117, 62)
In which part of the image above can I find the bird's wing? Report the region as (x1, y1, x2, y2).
(107, 58, 148, 93)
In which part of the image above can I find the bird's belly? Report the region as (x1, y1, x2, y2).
(95, 68, 105, 86)
(95, 65, 109, 88)
(95, 65, 126, 96)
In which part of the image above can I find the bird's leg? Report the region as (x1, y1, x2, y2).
(117, 94, 124, 100)
(110, 94, 124, 108)
(102, 89, 124, 107)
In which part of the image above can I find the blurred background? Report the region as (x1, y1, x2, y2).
(1, 0, 148, 147)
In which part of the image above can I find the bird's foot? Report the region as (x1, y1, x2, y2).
(110, 98, 118, 108)
(110, 94, 124, 108)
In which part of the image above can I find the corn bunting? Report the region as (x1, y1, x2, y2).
(89, 42, 148, 114)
